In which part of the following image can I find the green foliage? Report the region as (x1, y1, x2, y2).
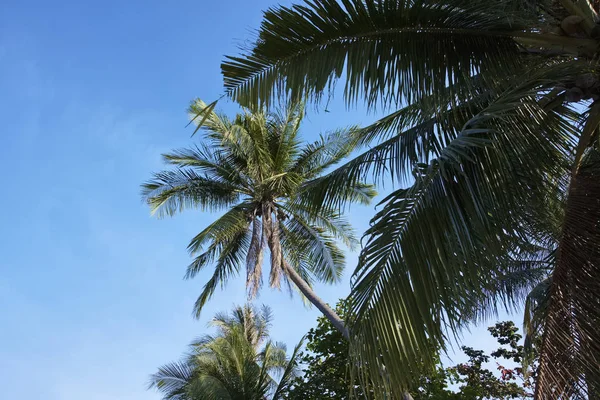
(282, 300, 364, 399)
(283, 300, 537, 400)
(440, 322, 536, 400)
(149, 304, 302, 400)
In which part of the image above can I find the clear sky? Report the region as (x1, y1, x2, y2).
(0, 1, 515, 399)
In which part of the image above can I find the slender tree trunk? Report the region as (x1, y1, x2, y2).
(281, 259, 350, 339)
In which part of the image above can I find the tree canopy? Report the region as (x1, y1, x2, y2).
(284, 300, 536, 400)
(149, 304, 302, 400)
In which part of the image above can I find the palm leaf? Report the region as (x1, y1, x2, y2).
(221, 0, 536, 108)
(149, 361, 194, 400)
(291, 126, 361, 178)
(162, 144, 251, 191)
(141, 168, 241, 217)
(193, 227, 251, 318)
(283, 214, 345, 284)
(278, 201, 358, 249)
(348, 79, 579, 394)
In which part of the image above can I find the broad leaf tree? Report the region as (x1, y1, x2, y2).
(283, 301, 536, 399)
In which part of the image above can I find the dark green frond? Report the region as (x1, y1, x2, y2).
(299, 177, 376, 213)
(523, 277, 551, 372)
(464, 250, 554, 325)
(162, 144, 250, 189)
(348, 79, 578, 394)
(184, 205, 251, 282)
(222, 0, 534, 108)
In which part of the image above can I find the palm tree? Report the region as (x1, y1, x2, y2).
(149, 304, 302, 400)
(142, 100, 375, 337)
(216, 0, 600, 398)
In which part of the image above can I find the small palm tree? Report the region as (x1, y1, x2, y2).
(149, 304, 301, 400)
(217, 0, 600, 397)
(142, 101, 375, 336)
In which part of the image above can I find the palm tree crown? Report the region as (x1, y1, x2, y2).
(149, 304, 301, 400)
(217, 0, 600, 398)
(142, 100, 375, 332)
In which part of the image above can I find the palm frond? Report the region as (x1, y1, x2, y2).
(261, 340, 289, 372)
(523, 277, 551, 372)
(185, 375, 232, 400)
(141, 169, 241, 217)
(297, 61, 587, 215)
(162, 144, 251, 190)
(188, 99, 233, 137)
(291, 126, 361, 178)
(279, 224, 316, 285)
(283, 214, 345, 284)
(193, 228, 251, 318)
(184, 205, 251, 281)
(278, 200, 358, 249)
(348, 77, 579, 394)
(149, 361, 194, 400)
(221, 0, 536, 108)
(267, 102, 304, 173)
(187, 204, 252, 255)
(209, 304, 273, 351)
(299, 178, 376, 213)
(464, 250, 554, 325)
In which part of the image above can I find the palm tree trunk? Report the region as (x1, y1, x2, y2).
(281, 259, 350, 339)
(534, 138, 600, 399)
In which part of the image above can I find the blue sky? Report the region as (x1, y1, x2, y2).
(0, 1, 516, 399)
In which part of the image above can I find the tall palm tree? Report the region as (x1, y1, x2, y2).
(142, 100, 375, 336)
(149, 304, 302, 400)
(216, 0, 600, 397)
